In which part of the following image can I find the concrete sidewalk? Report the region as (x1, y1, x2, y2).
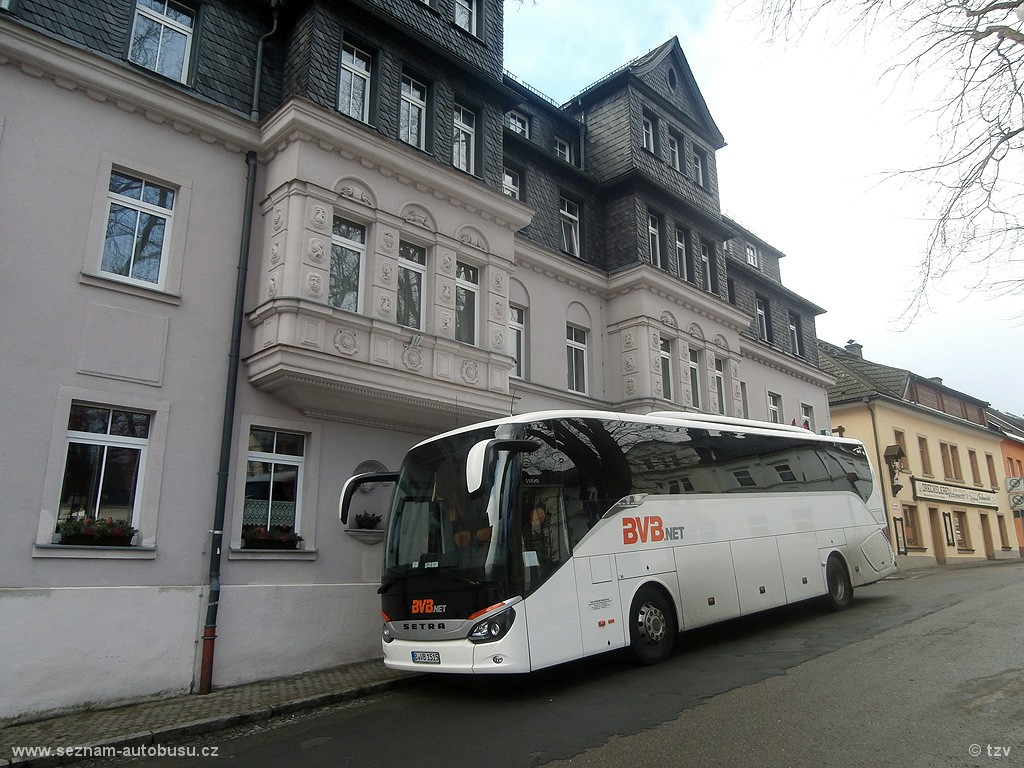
(0, 660, 417, 767)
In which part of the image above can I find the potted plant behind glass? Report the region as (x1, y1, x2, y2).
(241, 524, 303, 550)
(355, 512, 382, 530)
(58, 516, 138, 546)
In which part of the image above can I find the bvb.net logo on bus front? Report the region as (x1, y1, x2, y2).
(621, 516, 685, 545)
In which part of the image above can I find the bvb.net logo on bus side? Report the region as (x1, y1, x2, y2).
(621, 516, 685, 545)
(411, 599, 447, 614)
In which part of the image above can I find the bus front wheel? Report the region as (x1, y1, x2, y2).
(824, 556, 852, 611)
(629, 586, 677, 665)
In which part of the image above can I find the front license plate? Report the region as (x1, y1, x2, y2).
(411, 651, 441, 664)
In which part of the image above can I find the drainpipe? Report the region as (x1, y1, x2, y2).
(864, 397, 894, 535)
(199, 1, 281, 696)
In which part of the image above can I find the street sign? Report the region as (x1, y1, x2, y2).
(1007, 476, 1024, 492)
(1011, 493, 1024, 512)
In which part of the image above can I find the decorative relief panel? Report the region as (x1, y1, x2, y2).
(402, 337, 424, 372)
(460, 360, 480, 385)
(334, 328, 359, 356)
(622, 329, 637, 351)
(660, 311, 678, 329)
(492, 272, 506, 295)
(624, 354, 636, 373)
(491, 297, 504, 321)
(375, 291, 393, 319)
(306, 272, 323, 299)
(379, 263, 395, 285)
(625, 377, 637, 396)
(272, 207, 285, 232)
(307, 237, 326, 264)
(439, 251, 455, 276)
(339, 184, 372, 207)
(270, 238, 282, 265)
(491, 329, 504, 350)
(310, 204, 329, 230)
(381, 230, 396, 254)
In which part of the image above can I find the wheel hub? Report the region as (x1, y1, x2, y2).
(638, 602, 666, 644)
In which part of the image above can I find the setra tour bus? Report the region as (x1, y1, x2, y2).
(339, 410, 897, 673)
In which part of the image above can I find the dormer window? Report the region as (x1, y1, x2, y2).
(507, 110, 529, 138)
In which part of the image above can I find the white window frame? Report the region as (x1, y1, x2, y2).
(100, 169, 176, 290)
(660, 337, 673, 401)
(756, 297, 770, 341)
(667, 134, 680, 170)
(675, 230, 689, 281)
(229, 414, 321, 558)
(242, 427, 305, 540)
(35, 387, 169, 559)
(507, 110, 529, 137)
(642, 115, 655, 152)
(503, 167, 521, 199)
(330, 216, 366, 313)
(692, 147, 708, 188)
(455, 261, 479, 345)
(55, 404, 150, 538)
(454, 0, 476, 34)
(560, 196, 580, 257)
(554, 136, 571, 163)
(400, 74, 428, 149)
(339, 41, 372, 122)
(566, 324, 588, 394)
(688, 348, 702, 410)
(714, 357, 727, 415)
(509, 304, 526, 379)
(788, 312, 804, 356)
(453, 102, 476, 173)
(397, 240, 427, 330)
(700, 242, 713, 292)
(768, 391, 783, 424)
(128, 0, 195, 84)
(648, 214, 661, 266)
(745, 243, 759, 268)
(801, 403, 815, 432)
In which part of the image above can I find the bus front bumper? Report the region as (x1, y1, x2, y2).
(382, 633, 531, 674)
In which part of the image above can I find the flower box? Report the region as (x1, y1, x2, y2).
(60, 534, 135, 547)
(242, 538, 299, 550)
(57, 516, 138, 546)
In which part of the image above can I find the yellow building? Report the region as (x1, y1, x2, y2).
(818, 341, 1020, 568)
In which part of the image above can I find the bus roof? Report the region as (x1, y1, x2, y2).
(412, 410, 861, 452)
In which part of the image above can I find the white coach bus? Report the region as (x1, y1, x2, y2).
(340, 410, 896, 673)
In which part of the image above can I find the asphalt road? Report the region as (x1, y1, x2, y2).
(87, 561, 1024, 767)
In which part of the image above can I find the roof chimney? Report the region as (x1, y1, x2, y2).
(845, 340, 863, 358)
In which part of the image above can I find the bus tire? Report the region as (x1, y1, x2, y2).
(824, 555, 852, 611)
(629, 585, 677, 665)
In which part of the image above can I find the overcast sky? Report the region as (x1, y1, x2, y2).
(502, 0, 1023, 416)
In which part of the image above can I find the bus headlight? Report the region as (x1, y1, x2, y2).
(467, 608, 516, 644)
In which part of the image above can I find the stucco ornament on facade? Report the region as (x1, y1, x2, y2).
(491, 329, 504, 350)
(307, 273, 323, 298)
(622, 330, 637, 351)
(625, 377, 637, 395)
(267, 274, 278, 298)
(377, 294, 392, 317)
(380, 263, 394, 285)
(334, 328, 359, 356)
(461, 360, 480, 384)
(381, 230, 395, 253)
(308, 237, 325, 263)
(311, 205, 329, 230)
(340, 185, 371, 207)
(402, 337, 424, 372)
(273, 207, 284, 232)
(270, 239, 281, 264)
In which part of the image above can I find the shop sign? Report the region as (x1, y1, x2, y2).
(912, 479, 1000, 508)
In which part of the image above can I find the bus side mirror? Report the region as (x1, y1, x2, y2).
(466, 439, 540, 497)
(339, 471, 398, 524)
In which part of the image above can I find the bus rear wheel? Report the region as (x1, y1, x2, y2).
(824, 556, 852, 611)
(629, 586, 677, 665)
